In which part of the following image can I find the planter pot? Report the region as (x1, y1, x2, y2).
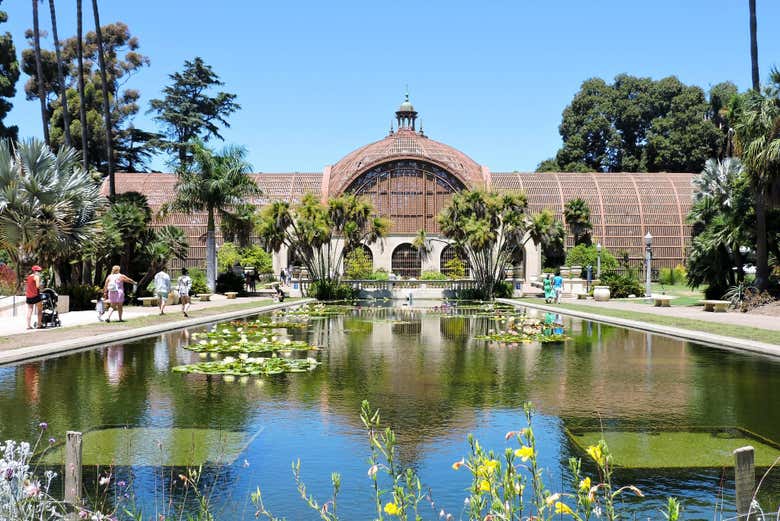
(593, 286, 611, 302)
(569, 265, 581, 278)
(560, 267, 571, 278)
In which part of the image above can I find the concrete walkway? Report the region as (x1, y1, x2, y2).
(0, 297, 314, 365)
(564, 297, 780, 331)
(498, 297, 780, 358)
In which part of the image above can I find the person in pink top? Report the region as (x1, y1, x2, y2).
(102, 265, 137, 322)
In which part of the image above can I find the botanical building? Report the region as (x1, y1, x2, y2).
(112, 97, 695, 279)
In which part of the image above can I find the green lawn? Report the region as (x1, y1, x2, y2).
(512, 298, 780, 345)
(650, 282, 706, 306)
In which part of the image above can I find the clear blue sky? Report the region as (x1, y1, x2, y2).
(3, 0, 780, 173)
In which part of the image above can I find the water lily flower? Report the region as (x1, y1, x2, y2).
(223, 356, 236, 363)
(514, 445, 534, 462)
(24, 480, 41, 497)
(239, 353, 249, 360)
(384, 502, 400, 515)
(224, 375, 235, 383)
(199, 353, 208, 359)
(99, 475, 111, 486)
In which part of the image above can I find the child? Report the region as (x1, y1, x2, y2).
(96, 295, 105, 321)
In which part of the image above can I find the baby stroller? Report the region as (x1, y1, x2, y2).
(38, 288, 62, 328)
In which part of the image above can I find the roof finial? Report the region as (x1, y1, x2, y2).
(419, 118, 424, 136)
(390, 120, 394, 135)
(405, 84, 409, 102)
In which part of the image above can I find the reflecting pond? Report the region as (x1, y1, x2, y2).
(0, 302, 778, 520)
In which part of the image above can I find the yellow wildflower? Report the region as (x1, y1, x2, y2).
(479, 479, 491, 492)
(384, 502, 400, 516)
(585, 445, 604, 466)
(514, 445, 534, 462)
(579, 476, 591, 492)
(554, 502, 574, 515)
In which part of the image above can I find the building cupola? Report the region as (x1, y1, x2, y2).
(395, 92, 418, 131)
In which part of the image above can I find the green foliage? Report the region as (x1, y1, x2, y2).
(457, 281, 513, 300)
(367, 269, 389, 280)
(344, 247, 373, 279)
(601, 271, 643, 298)
(257, 193, 388, 287)
(215, 271, 246, 295)
(239, 244, 273, 274)
(443, 255, 466, 278)
(188, 267, 208, 295)
(149, 57, 240, 166)
(22, 22, 155, 172)
(659, 265, 687, 285)
(0, 1, 19, 141)
(439, 190, 542, 299)
(217, 242, 242, 273)
(55, 283, 101, 311)
(553, 74, 723, 172)
(541, 218, 566, 269)
(308, 279, 358, 301)
(420, 270, 448, 280)
(565, 245, 618, 274)
(564, 198, 593, 246)
(0, 139, 102, 288)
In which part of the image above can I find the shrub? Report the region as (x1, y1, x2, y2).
(240, 245, 273, 274)
(443, 256, 466, 278)
(600, 271, 643, 298)
(344, 248, 373, 279)
(55, 284, 102, 311)
(565, 244, 618, 275)
(189, 268, 209, 295)
(457, 281, 513, 300)
(216, 271, 246, 295)
(660, 264, 687, 285)
(309, 279, 358, 301)
(367, 269, 389, 280)
(420, 270, 448, 280)
(217, 242, 242, 273)
(0, 264, 15, 295)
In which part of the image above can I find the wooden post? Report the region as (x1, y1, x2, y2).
(65, 431, 83, 505)
(734, 445, 755, 520)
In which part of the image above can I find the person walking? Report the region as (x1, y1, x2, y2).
(177, 267, 193, 317)
(553, 271, 564, 304)
(543, 274, 555, 304)
(102, 266, 136, 322)
(279, 268, 286, 285)
(154, 266, 172, 315)
(25, 265, 44, 329)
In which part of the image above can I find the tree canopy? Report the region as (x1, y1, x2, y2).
(21, 21, 155, 172)
(0, 1, 19, 141)
(149, 57, 240, 167)
(538, 75, 729, 173)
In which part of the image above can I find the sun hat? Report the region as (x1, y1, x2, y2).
(31, 265, 42, 272)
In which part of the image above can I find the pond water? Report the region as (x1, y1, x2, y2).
(0, 302, 779, 520)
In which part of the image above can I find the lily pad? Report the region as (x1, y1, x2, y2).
(38, 427, 255, 466)
(173, 356, 320, 376)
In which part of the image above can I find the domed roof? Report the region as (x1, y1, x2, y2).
(398, 100, 415, 113)
(328, 128, 485, 196)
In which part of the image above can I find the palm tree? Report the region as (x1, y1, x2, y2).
(733, 90, 780, 290)
(91, 0, 114, 196)
(219, 203, 257, 247)
(0, 139, 103, 287)
(31, 0, 50, 145)
(76, 0, 88, 169)
(135, 225, 189, 294)
(48, 0, 71, 148)
(164, 142, 259, 292)
(749, 0, 759, 91)
(563, 198, 593, 246)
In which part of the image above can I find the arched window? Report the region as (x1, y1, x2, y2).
(440, 244, 470, 278)
(391, 243, 421, 278)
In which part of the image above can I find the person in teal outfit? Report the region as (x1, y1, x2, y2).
(543, 274, 555, 303)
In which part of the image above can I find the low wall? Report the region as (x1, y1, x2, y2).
(292, 279, 526, 299)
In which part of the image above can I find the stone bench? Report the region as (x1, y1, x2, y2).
(700, 300, 729, 312)
(256, 288, 277, 297)
(652, 295, 673, 307)
(197, 293, 212, 302)
(137, 296, 159, 307)
(224, 291, 238, 300)
(576, 292, 589, 300)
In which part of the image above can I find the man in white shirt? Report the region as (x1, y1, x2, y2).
(154, 267, 171, 315)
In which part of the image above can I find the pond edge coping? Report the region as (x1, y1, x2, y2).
(497, 298, 780, 358)
(0, 298, 316, 366)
